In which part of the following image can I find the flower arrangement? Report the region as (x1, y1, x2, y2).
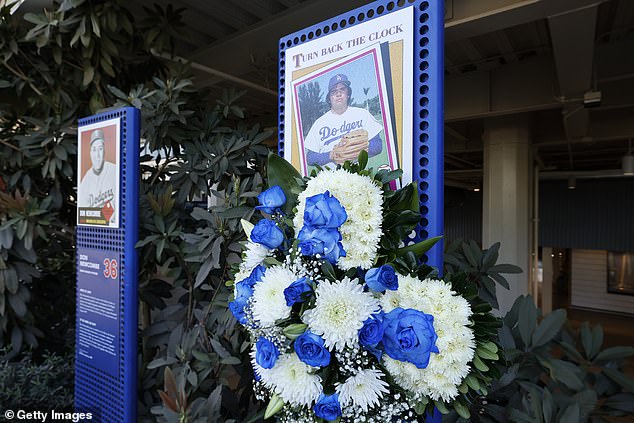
(228, 152, 502, 422)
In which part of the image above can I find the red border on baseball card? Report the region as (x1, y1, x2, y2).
(77, 117, 121, 228)
(291, 44, 398, 176)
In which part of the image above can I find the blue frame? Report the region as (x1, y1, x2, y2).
(278, 0, 444, 271)
(75, 107, 140, 422)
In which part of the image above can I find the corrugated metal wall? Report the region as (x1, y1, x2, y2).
(444, 187, 482, 244)
(540, 178, 634, 251)
(571, 249, 634, 314)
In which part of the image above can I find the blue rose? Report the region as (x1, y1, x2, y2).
(294, 331, 330, 367)
(235, 265, 266, 299)
(359, 313, 384, 347)
(382, 308, 439, 369)
(284, 277, 313, 306)
(313, 393, 341, 421)
(255, 337, 280, 369)
(365, 265, 398, 292)
(250, 219, 284, 249)
(297, 226, 346, 264)
(256, 186, 286, 214)
(228, 297, 248, 324)
(304, 191, 347, 229)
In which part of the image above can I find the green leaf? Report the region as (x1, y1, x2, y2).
(83, 65, 94, 86)
(541, 358, 584, 391)
(604, 393, 634, 414)
(240, 219, 254, 239)
(264, 394, 285, 419)
(434, 400, 449, 414)
(282, 323, 307, 340)
(603, 367, 634, 393)
(473, 355, 489, 372)
(481, 242, 500, 269)
(557, 403, 580, 423)
(267, 152, 302, 215)
(454, 399, 471, 419)
(462, 242, 478, 267)
(594, 346, 634, 363)
(489, 263, 523, 273)
(531, 309, 566, 347)
(357, 149, 368, 170)
(394, 236, 442, 259)
(518, 296, 538, 348)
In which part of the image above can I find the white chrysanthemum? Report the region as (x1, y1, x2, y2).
(293, 168, 383, 270)
(251, 266, 298, 327)
(234, 241, 270, 283)
(264, 353, 322, 406)
(381, 275, 476, 402)
(302, 277, 379, 350)
(336, 368, 389, 412)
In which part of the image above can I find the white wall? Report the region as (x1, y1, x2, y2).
(571, 249, 634, 314)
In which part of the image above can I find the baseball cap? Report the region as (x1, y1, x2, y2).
(90, 129, 105, 145)
(328, 74, 351, 93)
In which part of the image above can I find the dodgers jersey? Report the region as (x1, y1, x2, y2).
(304, 106, 383, 154)
(78, 161, 117, 224)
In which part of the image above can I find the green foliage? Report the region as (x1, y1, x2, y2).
(296, 81, 327, 135)
(442, 241, 634, 423)
(445, 239, 522, 309)
(0, 0, 175, 358)
(0, 349, 74, 410)
(2, 2, 271, 422)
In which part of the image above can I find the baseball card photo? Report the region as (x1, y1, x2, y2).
(283, 6, 414, 182)
(291, 45, 398, 176)
(77, 118, 121, 228)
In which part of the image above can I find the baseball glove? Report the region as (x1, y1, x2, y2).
(330, 129, 369, 164)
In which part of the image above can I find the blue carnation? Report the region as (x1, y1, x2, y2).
(382, 308, 439, 369)
(365, 265, 398, 292)
(256, 186, 286, 214)
(294, 331, 330, 367)
(284, 277, 313, 306)
(250, 219, 284, 249)
(313, 393, 341, 421)
(304, 191, 347, 229)
(297, 226, 346, 264)
(255, 337, 279, 369)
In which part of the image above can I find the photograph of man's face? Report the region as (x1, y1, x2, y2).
(90, 129, 106, 174)
(328, 81, 351, 114)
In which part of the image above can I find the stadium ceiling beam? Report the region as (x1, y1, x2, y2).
(445, 41, 634, 122)
(445, 0, 608, 43)
(186, 0, 370, 77)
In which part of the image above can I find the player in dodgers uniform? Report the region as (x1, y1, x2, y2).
(78, 129, 117, 225)
(304, 73, 383, 168)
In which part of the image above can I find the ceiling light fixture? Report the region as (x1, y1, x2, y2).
(567, 175, 576, 189)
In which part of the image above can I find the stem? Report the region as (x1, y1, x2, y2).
(2, 59, 43, 96)
(0, 139, 21, 152)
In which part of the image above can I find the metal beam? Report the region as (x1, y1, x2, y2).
(186, 0, 369, 76)
(548, 4, 598, 141)
(445, 0, 607, 43)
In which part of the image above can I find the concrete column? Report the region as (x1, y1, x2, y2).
(482, 115, 531, 314)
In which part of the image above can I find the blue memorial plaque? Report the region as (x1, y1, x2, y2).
(76, 248, 120, 377)
(75, 107, 139, 422)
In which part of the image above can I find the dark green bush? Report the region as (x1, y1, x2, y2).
(0, 350, 74, 410)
